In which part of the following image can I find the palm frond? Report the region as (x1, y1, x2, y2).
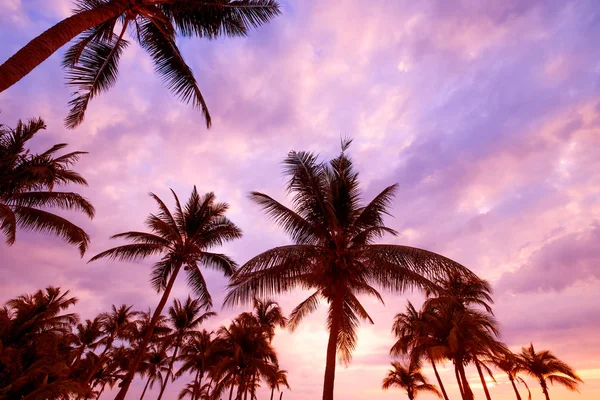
(10, 191, 95, 218)
(89, 243, 164, 262)
(138, 20, 211, 128)
(14, 206, 90, 255)
(198, 251, 237, 277)
(64, 30, 129, 129)
(185, 264, 213, 308)
(0, 203, 17, 244)
(287, 290, 321, 330)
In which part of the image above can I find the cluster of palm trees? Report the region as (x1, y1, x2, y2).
(0, 119, 584, 400)
(383, 273, 583, 400)
(0, 287, 290, 400)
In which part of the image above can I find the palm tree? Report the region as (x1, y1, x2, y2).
(157, 297, 215, 400)
(518, 344, 582, 400)
(0, 117, 94, 255)
(391, 302, 450, 400)
(0, 287, 82, 399)
(80, 304, 138, 397)
(71, 317, 104, 367)
(266, 369, 290, 400)
(382, 359, 442, 400)
(242, 298, 287, 342)
(90, 187, 242, 399)
(225, 140, 474, 400)
(0, 0, 281, 129)
(175, 330, 216, 400)
(489, 350, 529, 400)
(138, 347, 171, 400)
(213, 315, 278, 400)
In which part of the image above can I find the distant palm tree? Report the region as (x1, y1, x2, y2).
(518, 344, 582, 400)
(90, 187, 241, 399)
(176, 330, 216, 400)
(80, 304, 138, 397)
(489, 351, 530, 400)
(391, 302, 450, 400)
(266, 369, 290, 400)
(382, 359, 442, 400)
(242, 298, 287, 342)
(139, 347, 171, 400)
(157, 297, 215, 400)
(0, 0, 281, 129)
(225, 140, 474, 400)
(0, 117, 94, 254)
(72, 317, 104, 367)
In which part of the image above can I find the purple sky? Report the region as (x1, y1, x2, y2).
(1, 1, 600, 399)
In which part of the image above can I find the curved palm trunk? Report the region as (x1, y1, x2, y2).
(454, 363, 465, 400)
(0, 0, 129, 92)
(114, 263, 183, 400)
(508, 375, 522, 400)
(157, 340, 181, 400)
(458, 363, 474, 400)
(475, 359, 492, 400)
(322, 295, 343, 400)
(540, 378, 551, 400)
(270, 388, 275, 400)
(279, 392, 283, 400)
(139, 376, 152, 400)
(427, 351, 449, 400)
(80, 336, 115, 399)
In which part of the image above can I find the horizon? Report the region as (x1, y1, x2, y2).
(1, 0, 599, 399)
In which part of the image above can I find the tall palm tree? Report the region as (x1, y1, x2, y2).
(266, 369, 290, 400)
(225, 140, 474, 400)
(242, 298, 287, 342)
(0, 118, 94, 255)
(157, 297, 215, 400)
(90, 187, 242, 399)
(518, 344, 582, 400)
(176, 330, 216, 400)
(391, 302, 450, 400)
(382, 359, 442, 400)
(0, 0, 281, 129)
(80, 304, 138, 397)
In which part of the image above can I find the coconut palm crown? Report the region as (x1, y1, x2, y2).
(0, 0, 281, 129)
(518, 344, 582, 400)
(0, 118, 94, 255)
(225, 139, 475, 400)
(382, 359, 442, 400)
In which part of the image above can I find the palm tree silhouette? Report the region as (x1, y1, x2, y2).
(139, 346, 171, 400)
(225, 140, 474, 400)
(266, 368, 290, 400)
(157, 297, 215, 400)
(489, 350, 530, 400)
(175, 329, 216, 400)
(0, 118, 94, 254)
(382, 359, 442, 400)
(80, 304, 138, 397)
(90, 187, 241, 399)
(518, 344, 582, 400)
(0, 1, 281, 128)
(391, 302, 450, 400)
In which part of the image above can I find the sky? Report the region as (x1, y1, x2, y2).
(1, 0, 599, 399)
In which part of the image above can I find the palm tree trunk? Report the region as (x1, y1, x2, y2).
(428, 351, 449, 400)
(270, 388, 275, 400)
(229, 372, 237, 400)
(508, 375, 522, 400)
(0, 0, 130, 92)
(454, 363, 465, 400)
(114, 262, 183, 400)
(140, 376, 152, 400)
(475, 359, 492, 400)
(157, 341, 181, 400)
(191, 369, 202, 400)
(540, 378, 551, 400)
(97, 381, 107, 399)
(250, 372, 257, 400)
(322, 295, 343, 400)
(458, 363, 474, 400)
(279, 392, 283, 400)
(80, 336, 114, 399)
